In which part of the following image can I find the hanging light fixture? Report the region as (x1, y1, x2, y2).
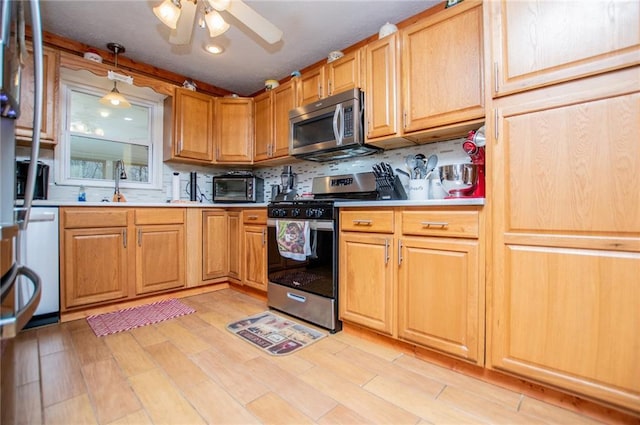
(153, 0, 182, 29)
(100, 43, 131, 109)
(203, 6, 229, 38)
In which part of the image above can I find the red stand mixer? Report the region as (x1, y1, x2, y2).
(461, 126, 486, 198)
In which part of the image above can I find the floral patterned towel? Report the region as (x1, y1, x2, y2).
(276, 220, 311, 261)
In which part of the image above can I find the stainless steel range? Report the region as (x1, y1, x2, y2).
(266, 172, 377, 333)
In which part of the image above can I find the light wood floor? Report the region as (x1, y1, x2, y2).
(6, 289, 620, 424)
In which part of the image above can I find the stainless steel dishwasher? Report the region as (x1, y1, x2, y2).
(18, 207, 59, 327)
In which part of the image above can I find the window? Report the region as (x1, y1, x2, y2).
(56, 68, 165, 189)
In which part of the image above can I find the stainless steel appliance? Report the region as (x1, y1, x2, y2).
(267, 173, 378, 333)
(273, 165, 297, 201)
(1, 0, 44, 421)
(289, 88, 381, 162)
(212, 172, 264, 203)
(16, 159, 48, 199)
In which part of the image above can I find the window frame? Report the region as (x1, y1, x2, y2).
(56, 69, 165, 190)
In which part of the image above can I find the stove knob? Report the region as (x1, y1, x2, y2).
(306, 208, 323, 219)
(271, 208, 286, 218)
(291, 208, 301, 218)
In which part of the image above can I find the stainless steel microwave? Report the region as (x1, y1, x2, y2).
(289, 88, 381, 162)
(212, 174, 264, 203)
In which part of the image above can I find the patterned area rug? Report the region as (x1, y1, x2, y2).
(87, 298, 195, 337)
(227, 311, 326, 356)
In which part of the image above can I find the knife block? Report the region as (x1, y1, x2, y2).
(376, 175, 407, 200)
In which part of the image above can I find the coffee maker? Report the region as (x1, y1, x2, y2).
(274, 165, 297, 201)
(461, 126, 486, 198)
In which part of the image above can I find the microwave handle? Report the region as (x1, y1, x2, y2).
(333, 104, 344, 146)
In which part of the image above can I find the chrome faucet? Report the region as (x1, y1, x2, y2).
(113, 160, 127, 202)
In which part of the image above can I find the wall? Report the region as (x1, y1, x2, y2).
(19, 137, 471, 204)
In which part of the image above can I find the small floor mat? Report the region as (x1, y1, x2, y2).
(226, 311, 326, 355)
(86, 298, 195, 337)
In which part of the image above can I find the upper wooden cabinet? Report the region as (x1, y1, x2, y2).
(215, 97, 253, 164)
(489, 0, 640, 97)
(164, 88, 215, 163)
(364, 33, 413, 149)
(401, 1, 484, 142)
(254, 79, 297, 162)
(16, 44, 59, 146)
(297, 49, 361, 106)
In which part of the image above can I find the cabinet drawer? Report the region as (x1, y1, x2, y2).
(62, 208, 129, 228)
(135, 208, 185, 225)
(340, 210, 394, 233)
(243, 209, 267, 225)
(402, 209, 479, 238)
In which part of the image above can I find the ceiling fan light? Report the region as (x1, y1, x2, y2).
(207, 0, 230, 12)
(153, 0, 182, 29)
(204, 43, 224, 55)
(100, 84, 131, 108)
(204, 10, 229, 38)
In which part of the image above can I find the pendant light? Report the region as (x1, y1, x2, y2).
(153, 0, 182, 29)
(100, 43, 131, 109)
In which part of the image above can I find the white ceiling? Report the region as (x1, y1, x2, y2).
(39, 0, 438, 96)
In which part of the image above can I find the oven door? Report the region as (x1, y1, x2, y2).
(266, 218, 340, 331)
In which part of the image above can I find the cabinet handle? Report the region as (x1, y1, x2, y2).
(420, 221, 448, 228)
(178, 139, 183, 153)
(247, 215, 259, 220)
(268, 143, 272, 157)
(494, 62, 499, 94)
(403, 111, 407, 129)
(398, 240, 403, 266)
(123, 229, 127, 248)
(328, 80, 332, 96)
(494, 109, 499, 141)
(318, 83, 322, 99)
(352, 219, 372, 226)
(262, 228, 267, 245)
(384, 239, 389, 265)
(137, 229, 142, 247)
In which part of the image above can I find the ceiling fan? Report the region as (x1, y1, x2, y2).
(153, 0, 283, 46)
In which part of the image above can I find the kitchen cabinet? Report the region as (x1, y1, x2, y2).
(401, 0, 484, 142)
(242, 209, 267, 291)
(489, 1, 640, 97)
(487, 67, 640, 412)
(134, 209, 185, 295)
(61, 207, 186, 311)
(202, 210, 228, 280)
(339, 207, 484, 363)
(164, 88, 215, 163)
(61, 209, 130, 309)
(364, 32, 413, 149)
(16, 43, 59, 146)
(297, 50, 361, 106)
(254, 79, 297, 162)
(215, 97, 253, 163)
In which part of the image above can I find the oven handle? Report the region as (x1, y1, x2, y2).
(267, 219, 334, 231)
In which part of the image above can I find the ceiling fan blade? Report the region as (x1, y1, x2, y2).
(226, 0, 283, 44)
(169, 0, 198, 45)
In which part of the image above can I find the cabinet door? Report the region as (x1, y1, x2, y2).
(402, 1, 484, 132)
(489, 69, 640, 411)
(135, 224, 185, 295)
(297, 66, 324, 106)
(253, 91, 272, 161)
(271, 80, 296, 158)
(227, 211, 241, 280)
(172, 88, 215, 162)
(365, 33, 413, 148)
(489, 1, 640, 97)
(339, 232, 395, 335)
(242, 225, 267, 290)
(63, 227, 128, 309)
(202, 211, 228, 280)
(215, 97, 253, 163)
(16, 44, 58, 146)
(398, 237, 481, 363)
(326, 50, 360, 96)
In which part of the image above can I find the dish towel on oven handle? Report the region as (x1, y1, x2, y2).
(276, 220, 312, 261)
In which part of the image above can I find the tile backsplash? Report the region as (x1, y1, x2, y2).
(19, 137, 471, 204)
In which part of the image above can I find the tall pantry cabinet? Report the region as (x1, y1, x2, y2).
(485, 0, 640, 412)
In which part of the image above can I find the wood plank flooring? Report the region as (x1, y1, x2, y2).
(7, 289, 628, 424)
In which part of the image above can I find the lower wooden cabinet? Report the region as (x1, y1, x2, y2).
(339, 206, 484, 364)
(202, 210, 229, 280)
(61, 207, 186, 311)
(242, 209, 268, 291)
